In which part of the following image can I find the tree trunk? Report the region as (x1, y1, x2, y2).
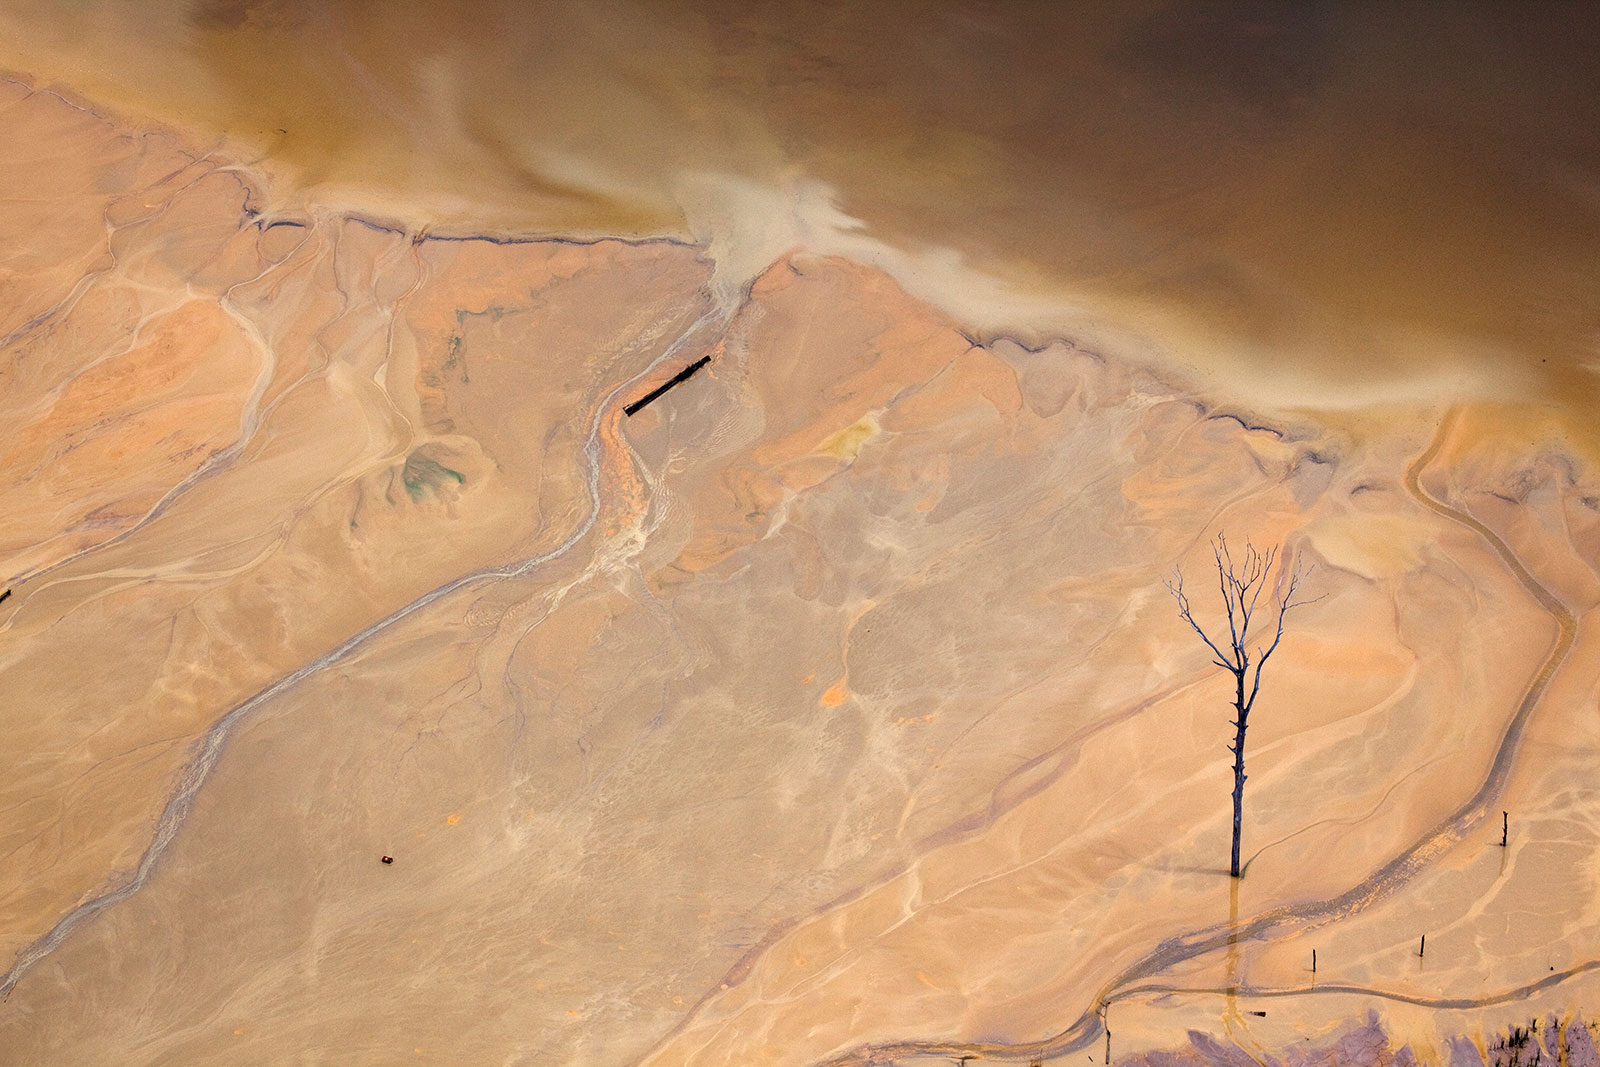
(1231, 677, 1248, 878)
(1168, 534, 1316, 880)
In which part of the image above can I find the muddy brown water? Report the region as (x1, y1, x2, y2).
(2, 1, 1596, 440)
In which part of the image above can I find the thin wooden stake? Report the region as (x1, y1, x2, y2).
(1312, 949, 1317, 973)
(1419, 934, 1426, 957)
(1502, 811, 1508, 847)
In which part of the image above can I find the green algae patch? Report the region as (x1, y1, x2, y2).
(401, 451, 466, 499)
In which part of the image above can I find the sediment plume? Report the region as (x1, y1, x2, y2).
(1, 3, 1597, 437)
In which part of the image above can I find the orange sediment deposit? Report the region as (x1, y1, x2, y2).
(819, 678, 850, 708)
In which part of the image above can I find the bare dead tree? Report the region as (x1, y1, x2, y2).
(1166, 534, 1320, 877)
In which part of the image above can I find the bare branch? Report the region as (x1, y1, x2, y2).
(1245, 555, 1324, 713)
(1239, 542, 1276, 642)
(1245, 657, 1266, 715)
(1214, 538, 1241, 657)
(1282, 558, 1326, 614)
(1165, 573, 1237, 671)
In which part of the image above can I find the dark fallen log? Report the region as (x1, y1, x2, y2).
(624, 354, 712, 417)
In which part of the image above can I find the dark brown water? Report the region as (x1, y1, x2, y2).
(3, 1, 1597, 433)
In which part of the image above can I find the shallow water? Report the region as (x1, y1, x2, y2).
(3, 1, 1597, 428)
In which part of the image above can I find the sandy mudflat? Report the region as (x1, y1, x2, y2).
(1, 78, 1599, 1067)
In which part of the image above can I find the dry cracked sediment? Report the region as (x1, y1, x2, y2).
(2, 78, 1599, 1067)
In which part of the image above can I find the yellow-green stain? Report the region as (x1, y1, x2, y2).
(817, 414, 880, 460)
